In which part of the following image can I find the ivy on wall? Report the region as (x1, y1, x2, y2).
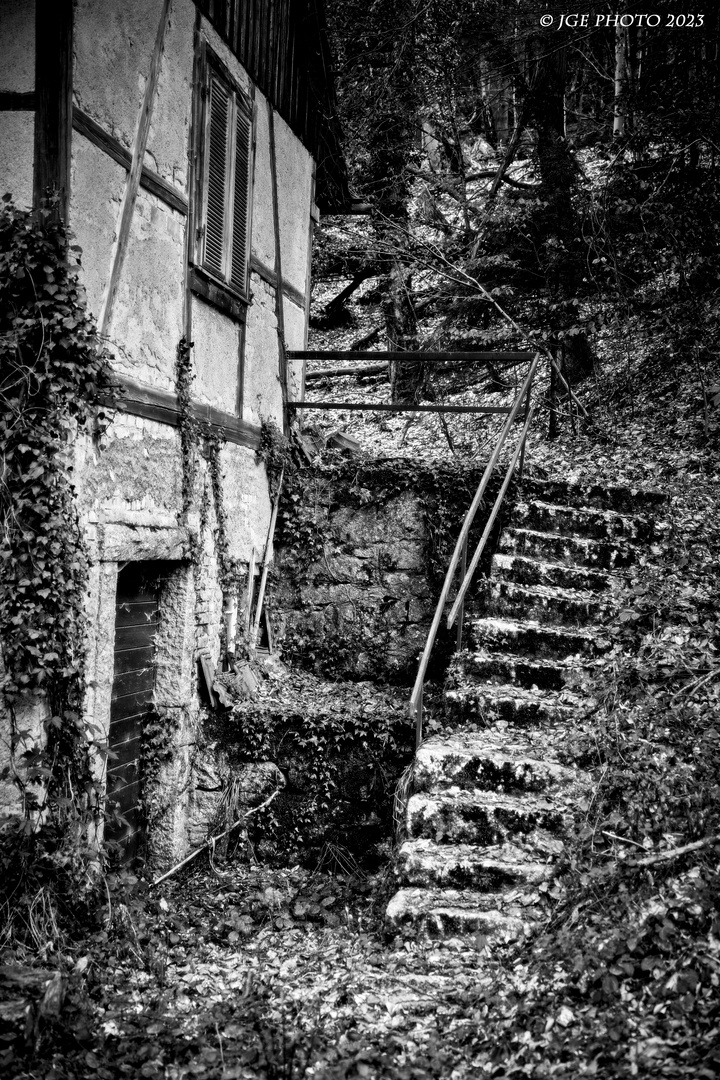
(269, 453, 505, 680)
(0, 198, 117, 930)
(175, 338, 243, 600)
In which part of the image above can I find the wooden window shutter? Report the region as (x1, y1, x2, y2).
(230, 106, 251, 292)
(203, 75, 230, 279)
(197, 51, 253, 301)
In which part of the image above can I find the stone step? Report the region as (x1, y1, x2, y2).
(386, 886, 540, 941)
(521, 477, 665, 515)
(406, 789, 568, 847)
(412, 729, 589, 797)
(491, 552, 611, 593)
(485, 580, 606, 627)
(512, 500, 662, 543)
(451, 649, 575, 692)
(470, 615, 601, 658)
(444, 681, 583, 726)
(498, 527, 635, 570)
(396, 838, 555, 891)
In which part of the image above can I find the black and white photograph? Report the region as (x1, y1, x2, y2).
(1, 1, 718, 1076)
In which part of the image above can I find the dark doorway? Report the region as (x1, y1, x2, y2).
(105, 562, 164, 862)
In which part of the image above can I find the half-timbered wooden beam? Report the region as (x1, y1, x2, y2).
(111, 375, 262, 449)
(33, 0, 73, 219)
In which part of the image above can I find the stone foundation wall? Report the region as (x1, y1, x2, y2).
(271, 463, 495, 683)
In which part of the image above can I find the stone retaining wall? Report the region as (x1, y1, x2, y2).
(271, 463, 496, 682)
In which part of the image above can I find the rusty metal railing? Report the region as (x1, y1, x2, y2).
(408, 352, 540, 747)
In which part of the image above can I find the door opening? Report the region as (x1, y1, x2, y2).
(105, 562, 164, 862)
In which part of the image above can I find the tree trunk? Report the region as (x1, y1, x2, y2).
(528, 37, 595, 386)
(384, 251, 422, 401)
(614, 24, 626, 138)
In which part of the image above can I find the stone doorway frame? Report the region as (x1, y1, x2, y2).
(84, 516, 197, 868)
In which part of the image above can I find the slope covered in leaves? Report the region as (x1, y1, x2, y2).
(5, 340, 720, 1079)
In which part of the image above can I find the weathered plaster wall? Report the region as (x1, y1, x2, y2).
(0, 114, 34, 207)
(74, 0, 167, 155)
(248, 91, 313, 406)
(70, 137, 126, 319)
(200, 17, 252, 96)
(219, 444, 273, 565)
(107, 191, 186, 390)
(0, 0, 35, 92)
(75, 414, 182, 516)
(72, 0, 189, 388)
(0, 0, 35, 208)
(274, 113, 314, 293)
(250, 93, 276, 271)
(283, 296, 307, 396)
(244, 274, 284, 425)
(144, 0, 195, 190)
(192, 297, 241, 414)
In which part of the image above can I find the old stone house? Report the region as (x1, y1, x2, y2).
(0, 0, 349, 866)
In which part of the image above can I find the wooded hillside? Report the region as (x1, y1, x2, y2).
(311, 0, 720, 422)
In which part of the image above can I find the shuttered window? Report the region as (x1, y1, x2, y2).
(198, 59, 253, 299)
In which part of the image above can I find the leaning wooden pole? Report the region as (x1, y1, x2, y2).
(252, 468, 284, 647)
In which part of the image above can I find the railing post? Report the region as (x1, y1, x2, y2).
(415, 686, 423, 749)
(456, 538, 467, 652)
(518, 384, 531, 482)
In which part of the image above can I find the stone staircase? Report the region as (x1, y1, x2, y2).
(386, 476, 667, 941)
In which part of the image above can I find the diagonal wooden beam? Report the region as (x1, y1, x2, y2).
(98, 0, 172, 337)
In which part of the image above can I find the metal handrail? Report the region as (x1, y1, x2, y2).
(447, 400, 537, 628)
(408, 352, 540, 748)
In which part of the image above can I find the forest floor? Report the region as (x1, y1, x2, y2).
(6, 345, 720, 1079)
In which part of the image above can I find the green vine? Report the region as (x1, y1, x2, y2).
(140, 707, 181, 834)
(256, 418, 293, 499)
(203, 430, 242, 595)
(0, 197, 116, 935)
(175, 336, 198, 513)
(175, 340, 243, 597)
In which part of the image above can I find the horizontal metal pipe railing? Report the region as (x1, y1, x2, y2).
(287, 350, 532, 364)
(291, 402, 516, 414)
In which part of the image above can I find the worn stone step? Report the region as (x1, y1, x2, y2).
(512, 500, 661, 543)
(444, 681, 583, 726)
(521, 477, 665, 515)
(412, 729, 589, 797)
(498, 527, 635, 570)
(450, 649, 575, 692)
(470, 615, 601, 659)
(406, 789, 567, 847)
(396, 838, 555, 892)
(386, 886, 541, 941)
(491, 552, 612, 593)
(485, 580, 606, 627)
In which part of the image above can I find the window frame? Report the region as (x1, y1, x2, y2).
(190, 41, 255, 320)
